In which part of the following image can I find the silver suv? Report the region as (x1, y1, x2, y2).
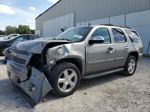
(7, 25, 143, 105)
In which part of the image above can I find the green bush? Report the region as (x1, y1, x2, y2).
(0, 25, 34, 35)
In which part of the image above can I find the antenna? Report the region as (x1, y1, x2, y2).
(88, 22, 91, 26)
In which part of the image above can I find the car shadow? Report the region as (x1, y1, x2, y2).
(79, 73, 126, 90)
(0, 73, 126, 109)
(45, 73, 126, 104)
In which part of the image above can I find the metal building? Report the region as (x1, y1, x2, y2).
(35, 0, 150, 54)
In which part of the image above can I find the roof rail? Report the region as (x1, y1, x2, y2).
(100, 24, 114, 26)
(100, 24, 132, 29)
(124, 26, 132, 29)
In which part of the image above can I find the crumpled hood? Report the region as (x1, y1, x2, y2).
(15, 38, 71, 54)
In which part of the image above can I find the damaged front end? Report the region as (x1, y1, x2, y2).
(7, 56, 52, 107)
(7, 39, 71, 106)
(7, 63, 52, 106)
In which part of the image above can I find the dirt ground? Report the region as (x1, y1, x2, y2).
(0, 57, 150, 112)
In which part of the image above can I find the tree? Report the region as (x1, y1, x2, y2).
(0, 25, 34, 35)
(5, 26, 17, 35)
(0, 30, 5, 35)
(31, 30, 35, 34)
(17, 25, 32, 34)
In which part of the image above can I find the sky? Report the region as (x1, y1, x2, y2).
(0, 0, 59, 30)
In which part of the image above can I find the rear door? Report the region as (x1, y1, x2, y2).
(110, 28, 129, 67)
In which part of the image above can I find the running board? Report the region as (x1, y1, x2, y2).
(82, 68, 124, 79)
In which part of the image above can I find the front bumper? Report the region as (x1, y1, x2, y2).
(7, 60, 53, 106)
(0, 46, 7, 55)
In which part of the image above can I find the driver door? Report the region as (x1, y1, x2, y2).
(86, 27, 116, 74)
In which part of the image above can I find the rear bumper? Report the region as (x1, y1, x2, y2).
(7, 60, 53, 105)
(138, 53, 143, 61)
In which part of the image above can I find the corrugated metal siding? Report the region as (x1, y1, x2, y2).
(43, 13, 74, 36)
(36, 0, 150, 34)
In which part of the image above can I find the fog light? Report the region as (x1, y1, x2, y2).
(28, 83, 36, 92)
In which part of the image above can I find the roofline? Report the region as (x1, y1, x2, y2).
(76, 24, 133, 30)
(35, 0, 62, 20)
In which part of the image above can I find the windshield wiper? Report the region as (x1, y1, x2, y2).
(58, 38, 71, 41)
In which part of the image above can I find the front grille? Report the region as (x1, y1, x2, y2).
(11, 49, 29, 55)
(11, 55, 26, 64)
(10, 48, 28, 64)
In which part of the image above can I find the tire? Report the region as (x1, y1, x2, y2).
(0, 48, 5, 56)
(123, 55, 137, 76)
(48, 62, 81, 97)
(0, 52, 3, 56)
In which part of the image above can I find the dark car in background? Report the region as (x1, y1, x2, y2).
(0, 35, 6, 37)
(0, 34, 39, 55)
(0, 34, 20, 39)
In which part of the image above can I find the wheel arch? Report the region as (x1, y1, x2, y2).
(128, 52, 139, 60)
(55, 58, 84, 75)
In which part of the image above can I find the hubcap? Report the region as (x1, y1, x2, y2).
(57, 69, 77, 93)
(128, 59, 136, 74)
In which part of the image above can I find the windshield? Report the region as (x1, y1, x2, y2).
(56, 27, 92, 42)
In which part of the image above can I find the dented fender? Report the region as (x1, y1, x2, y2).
(46, 43, 85, 74)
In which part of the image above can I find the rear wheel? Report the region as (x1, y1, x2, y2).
(48, 62, 81, 97)
(123, 55, 137, 76)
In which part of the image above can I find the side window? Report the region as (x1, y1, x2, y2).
(23, 35, 29, 40)
(27, 35, 33, 40)
(92, 28, 111, 44)
(16, 35, 29, 41)
(112, 28, 126, 43)
(30, 35, 37, 40)
(125, 30, 140, 43)
(16, 36, 24, 41)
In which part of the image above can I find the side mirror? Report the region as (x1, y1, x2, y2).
(89, 36, 104, 45)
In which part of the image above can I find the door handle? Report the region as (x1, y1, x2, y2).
(125, 46, 129, 49)
(107, 47, 114, 54)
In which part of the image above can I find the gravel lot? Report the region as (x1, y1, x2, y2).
(0, 57, 150, 112)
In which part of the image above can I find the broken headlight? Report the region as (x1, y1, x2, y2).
(56, 47, 65, 56)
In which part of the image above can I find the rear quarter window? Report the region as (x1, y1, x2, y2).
(125, 29, 140, 43)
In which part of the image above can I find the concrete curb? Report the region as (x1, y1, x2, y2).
(143, 54, 150, 58)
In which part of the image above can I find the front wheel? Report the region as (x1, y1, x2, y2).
(48, 62, 81, 97)
(123, 55, 137, 76)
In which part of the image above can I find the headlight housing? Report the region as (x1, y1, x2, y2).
(56, 47, 65, 56)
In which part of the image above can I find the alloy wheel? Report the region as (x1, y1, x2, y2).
(128, 58, 136, 74)
(57, 69, 78, 93)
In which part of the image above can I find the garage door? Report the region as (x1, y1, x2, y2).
(43, 13, 74, 37)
